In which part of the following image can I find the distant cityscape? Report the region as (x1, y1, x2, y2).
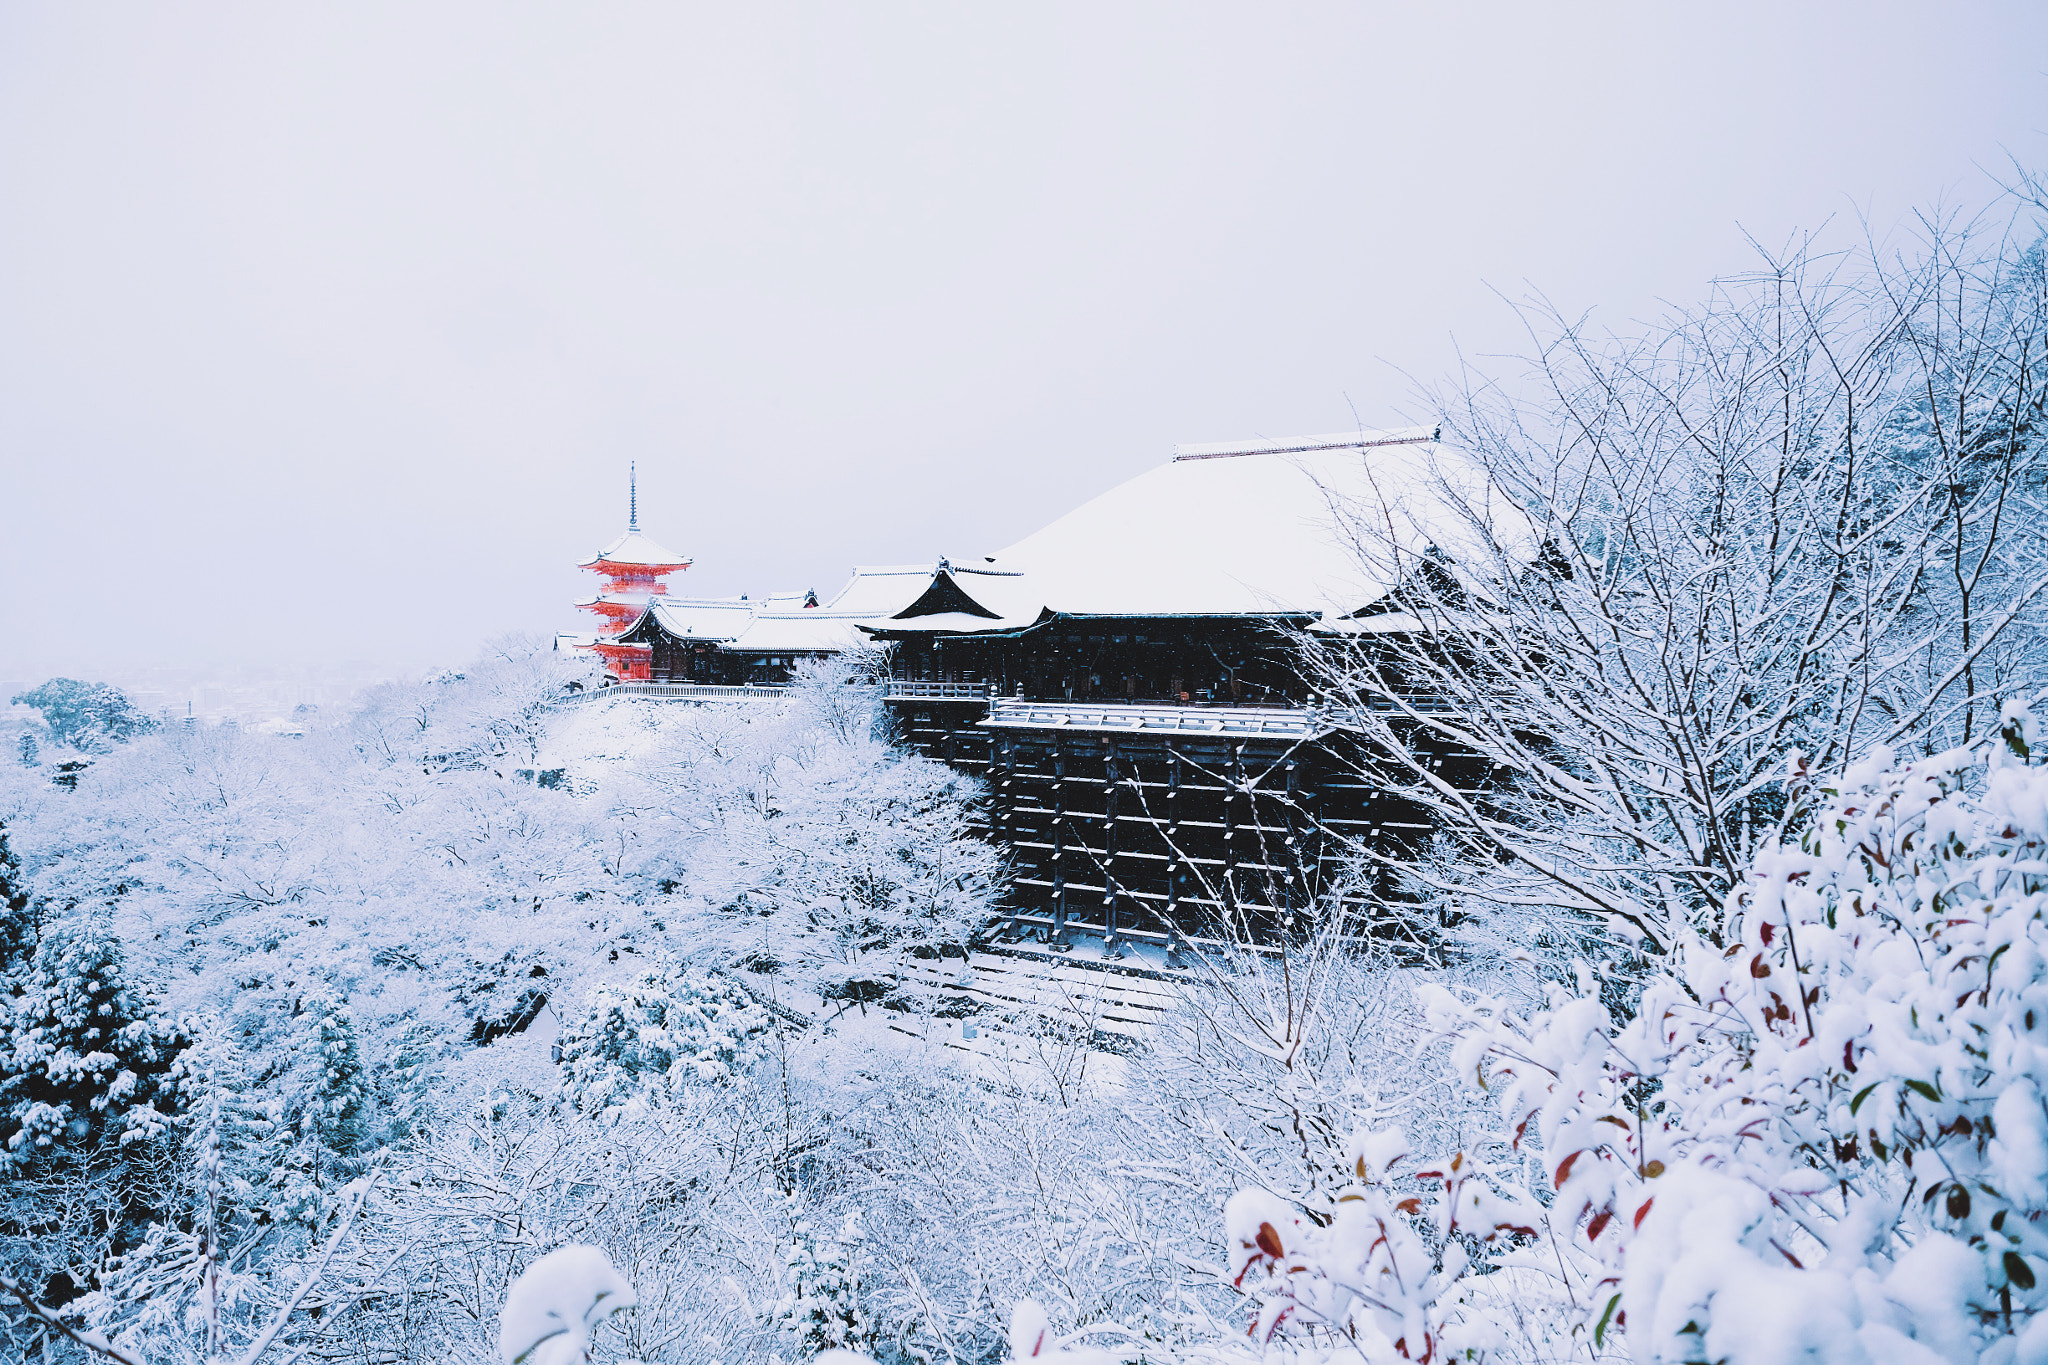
(3, 662, 413, 733)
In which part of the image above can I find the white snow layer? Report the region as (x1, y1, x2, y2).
(581, 527, 691, 569)
(498, 1243, 636, 1365)
(880, 432, 1525, 631)
(634, 566, 932, 653)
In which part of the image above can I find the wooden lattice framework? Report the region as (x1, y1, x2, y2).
(877, 618, 1485, 952)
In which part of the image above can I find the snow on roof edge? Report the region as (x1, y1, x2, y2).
(1171, 427, 1436, 462)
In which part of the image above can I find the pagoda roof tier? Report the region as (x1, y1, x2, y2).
(579, 527, 692, 571)
(575, 592, 670, 611)
(862, 429, 1531, 638)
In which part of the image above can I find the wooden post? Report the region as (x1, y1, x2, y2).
(1165, 746, 1186, 967)
(1224, 742, 1244, 935)
(1298, 762, 1322, 921)
(1052, 737, 1069, 947)
(1281, 757, 1300, 936)
(1103, 745, 1123, 958)
(995, 737, 1020, 940)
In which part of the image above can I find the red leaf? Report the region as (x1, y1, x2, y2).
(1586, 1209, 1612, 1242)
(1255, 1222, 1284, 1259)
(1750, 955, 1771, 979)
(1634, 1198, 1654, 1230)
(1397, 1196, 1423, 1214)
(1555, 1151, 1582, 1189)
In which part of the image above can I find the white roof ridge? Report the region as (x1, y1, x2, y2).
(582, 526, 691, 567)
(1171, 427, 1436, 462)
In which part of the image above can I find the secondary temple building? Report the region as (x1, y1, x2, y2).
(571, 431, 1501, 952)
(565, 468, 929, 684)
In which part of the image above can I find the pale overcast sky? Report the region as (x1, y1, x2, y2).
(2, 3, 2044, 682)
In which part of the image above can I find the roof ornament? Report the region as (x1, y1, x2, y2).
(629, 461, 639, 532)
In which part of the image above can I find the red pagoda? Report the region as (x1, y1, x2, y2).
(575, 465, 692, 680)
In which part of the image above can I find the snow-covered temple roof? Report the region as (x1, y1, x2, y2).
(580, 527, 691, 570)
(629, 564, 932, 655)
(646, 597, 757, 640)
(869, 429, 1514, 636)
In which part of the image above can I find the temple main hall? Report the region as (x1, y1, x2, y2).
(566, 431, 1498, 952)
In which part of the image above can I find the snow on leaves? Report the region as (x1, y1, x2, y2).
(555, 962, 773, 1117)
(498, 1243, 637, 1365)
(1222, 1126, 1539, 1364)
(0, 915, 183, 1166)
(1424, 701, 2048, 1363)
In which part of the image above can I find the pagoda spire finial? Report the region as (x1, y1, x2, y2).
(629, 462, 639, 532)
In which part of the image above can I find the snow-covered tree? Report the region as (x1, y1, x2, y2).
(1397, 701, 2048, 1362)
(299, 992, 369, 1169)
(557, 963, 774, 1117)
(0, 915, 184, 1170)
(1307, 197, 2048, 961)
(349, 634, 596, 775)
(677, 700, 1004, 965)
(499, 1243, 637, 1365)
(9, 679, 158, 754)
(771, 1201, 873, 1360)
(0, 819, 36, 972)
(0, 914, 186, 1303)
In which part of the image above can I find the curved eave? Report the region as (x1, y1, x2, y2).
(862, 608, 1324, 643)
(579, 555, 693, 574)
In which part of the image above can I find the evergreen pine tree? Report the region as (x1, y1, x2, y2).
(772, 1198, 873, 1359)
(176, 1022, 294, 1229)
(0, 819, 34, 972)
(0, 916, 185, 1169)
(9, 678, 158, 751)
(298, 992, 370, 1174)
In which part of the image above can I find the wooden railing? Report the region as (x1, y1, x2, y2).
(882, 680, 991, 700)
(979, 698, 1325, 738)
(559, 681, 789, 704)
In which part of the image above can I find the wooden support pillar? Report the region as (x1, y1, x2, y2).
(1165, 745, 1187, 968)
(994, 737, 1020, 939)
(1297, 764, 1322, 916)
(1281, 757, 1300, 935)
(1103, 745, 1124, 958)
(1223, 742, 1243, 932)
(1051, 737, 1070, 947)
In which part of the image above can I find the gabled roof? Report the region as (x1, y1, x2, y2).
(871, 429, 1515, 635)
(580, 527, 691, 570)
(723, 564, 934, 654)
(644, 597, 756, 640)
(823, 565, 939, 615)
(725, 614, 872, 655)
(619, 564, 933, 654)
